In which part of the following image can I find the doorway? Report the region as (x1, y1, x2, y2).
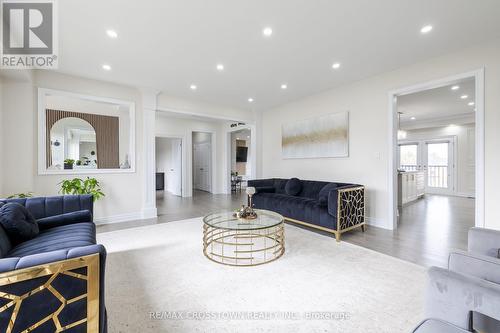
(192, 132, 213, 193)
(389, 70, 484, 231)
(155, 137, 183, 196)
(388, 73, 484, 265)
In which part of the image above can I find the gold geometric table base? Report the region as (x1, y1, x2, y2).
(203, 222, 285, 266)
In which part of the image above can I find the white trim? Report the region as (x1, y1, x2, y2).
(37, 88, 136, 175)
(157, 106, 255, 124)
(366, 216, 389, 229)
(388, 69, 485, 230)
(94, 209, 156, 225)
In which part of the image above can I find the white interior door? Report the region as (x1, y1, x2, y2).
(193, 142, 211, 192)
(169, 139, 182, 196)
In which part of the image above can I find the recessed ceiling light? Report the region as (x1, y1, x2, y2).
(106, 29, 118, 38)
(190, 84, 197, 90)
(248, 98, 254, 103)
(460, 95, 468, 99)
(410, 116, 416, 120)
(451, 85, 460, 91)
(262, 27, 273, 37)
(236, 137, 240, 140)
(281, 84, 287, 90)
(216, 64, 224, 71)
(420, 25, 433, 34)
(468, 101, 475, 106)
(102, 64, 111, 71)
(247, 136, 250, 139)
(332, 62, 341, 70)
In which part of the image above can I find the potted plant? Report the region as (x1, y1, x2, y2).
(64, 159, 75, 170)
(6, 192, 34, 199)
(59, 177, 105, 202)
(75, 160, 82, 166)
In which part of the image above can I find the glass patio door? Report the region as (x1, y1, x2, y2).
(424, 140, 454, 193)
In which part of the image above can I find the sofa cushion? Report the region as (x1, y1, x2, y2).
(36, 210, 93, 230)
(6, 222, 96, 258)
(318, 183, 339, 206)
(0, 224, 12, 258)
(0, 203, 39, 245)
(285, 178, 302, 196)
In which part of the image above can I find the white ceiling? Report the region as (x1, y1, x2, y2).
(56, 0, 500, 111)
(398, 77, 475, 128)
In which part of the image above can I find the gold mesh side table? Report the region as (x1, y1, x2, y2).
(203, 209, 285, 266)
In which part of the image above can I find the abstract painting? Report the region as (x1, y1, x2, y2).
(281, 111, 349, 158)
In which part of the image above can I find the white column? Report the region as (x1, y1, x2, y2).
(141, 89, 159, 219)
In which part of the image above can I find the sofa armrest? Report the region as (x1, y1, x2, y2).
(425, 266, 500, 330)
(327, 186, 365, 231)
(448, 250, 500, 284)
(0, 245, 106, 332)
(36, 209, 93, 230)
(468, 227, 500, 258)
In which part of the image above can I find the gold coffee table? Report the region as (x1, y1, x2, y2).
(203, 209, 285, 266)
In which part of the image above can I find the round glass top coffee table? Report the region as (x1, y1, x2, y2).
(203, 209, 285, 266)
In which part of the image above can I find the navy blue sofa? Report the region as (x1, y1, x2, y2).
(0, 195, 106, 332)
(248, 178, 365, 241)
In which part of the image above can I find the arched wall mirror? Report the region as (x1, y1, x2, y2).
(38, 88, 136, 174)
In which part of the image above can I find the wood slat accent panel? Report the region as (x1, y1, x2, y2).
(46, 109, 120, 169)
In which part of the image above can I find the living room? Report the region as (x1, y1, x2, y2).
(1, 1, 500, 332)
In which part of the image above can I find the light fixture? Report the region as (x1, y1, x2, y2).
(420, 25, 433, 34)
(460, 95, 468, 99)
(236, 137, 240, 140)
(106, 29, 118, 38)
(262, 27, 273, 37)
(216, 64, 224, 71)
(248, 98, 254, 103)
(247, 136, 250, 139)
(281, 84, 287, 90)
(332, 62, 341, 70)
(190, 84, 197, 90)
(410, 116, 416, 120)
(451, 85, 460, 91)
(102, 64, 111, 71)
(468, 101, 475, 106)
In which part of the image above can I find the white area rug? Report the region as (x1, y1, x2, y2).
(97, 218, 425, 333)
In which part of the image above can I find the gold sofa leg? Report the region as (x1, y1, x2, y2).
(361, 225, 365, 232)
(335, 232, 341, 242)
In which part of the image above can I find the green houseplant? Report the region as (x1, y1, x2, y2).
(64, 159, 75, 170)
(59, 177, 105, 202)
(6, 192, 34, 199)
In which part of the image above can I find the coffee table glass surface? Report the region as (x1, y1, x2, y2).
(203, 209, 284, 230)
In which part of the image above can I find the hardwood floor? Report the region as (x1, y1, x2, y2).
(341, 194, 474, 268)
(96, 192, 474, 268)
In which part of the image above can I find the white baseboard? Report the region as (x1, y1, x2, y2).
(95, 208, 158, 225)
(366, 216, 392, 230)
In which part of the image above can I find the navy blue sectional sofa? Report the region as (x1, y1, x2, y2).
(0, 195, 106, 332)
(248, 178, 365, 241)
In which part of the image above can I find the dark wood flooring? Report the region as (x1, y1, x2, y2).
(96, 191, 474, 268)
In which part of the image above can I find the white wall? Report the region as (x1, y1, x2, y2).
(0, 71, 144, 222)
(402, 124, 475, 197)
(260, 39, 500, 230)
(155, 114, 227, 196)
(0, 77, 3, 196)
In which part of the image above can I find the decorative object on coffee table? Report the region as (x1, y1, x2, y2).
(203, 209, 285, 266)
